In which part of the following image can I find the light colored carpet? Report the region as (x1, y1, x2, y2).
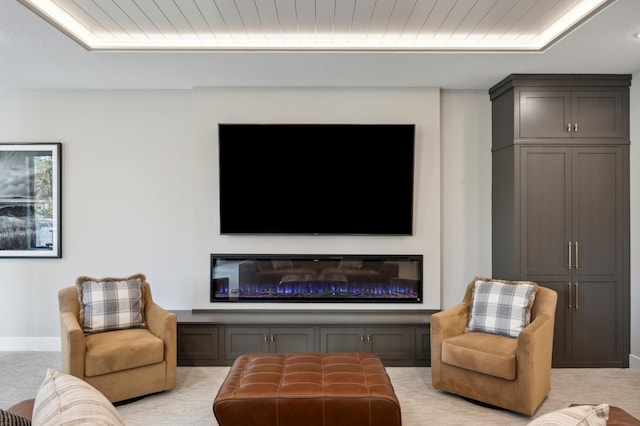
(1, 352, 639, 425)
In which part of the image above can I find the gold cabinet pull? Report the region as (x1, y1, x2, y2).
(575, 282, 579, 310)
(574, 123, 578, 132)
(575, 241, 579, 269)
(568, 241, 572, 269)
(568, 282, 572, 309)
(567, 123, 572, 132)
(263, 334, 268, 343)
(360, 335, 364, 343)
(271, 334, 275, 343)
(367, 334, 371, 344)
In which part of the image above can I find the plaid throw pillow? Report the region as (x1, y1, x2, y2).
(76, 274, 145, 333)
(465, 279, 536, 338)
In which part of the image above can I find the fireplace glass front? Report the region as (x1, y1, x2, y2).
(210, 254, 423, 303)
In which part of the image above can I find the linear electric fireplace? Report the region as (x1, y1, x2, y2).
(210, 254, 423, 303)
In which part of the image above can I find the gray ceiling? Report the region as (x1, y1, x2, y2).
(2, 0, 640, 90)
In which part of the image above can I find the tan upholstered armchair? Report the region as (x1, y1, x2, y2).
(431, 277, 557, 416)
(58, 275, 177, 403)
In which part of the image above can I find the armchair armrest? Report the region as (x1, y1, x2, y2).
(431, 303, 469, 340)
(59, 311, 85, 378)
(517, 312, 555, 367)
(145, 301, 177, 389)
(146, 301, 177, 342)
(58, 286, 85, 379)
(430, 302, 470, 387)
(515, 311, 555, 408)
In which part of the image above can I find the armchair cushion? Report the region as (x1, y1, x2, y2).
(77, 274, 145, 333)
(466, 279, 537, 338)
(441, 331, 518, 380)
(84, 328, 164, 377)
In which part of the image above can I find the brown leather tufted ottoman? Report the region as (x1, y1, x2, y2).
(213, 353, 401, 426)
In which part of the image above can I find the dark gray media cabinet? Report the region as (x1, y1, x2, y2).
(174, 310, 435, 367)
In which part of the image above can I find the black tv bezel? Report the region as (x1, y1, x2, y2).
(217, 123, 416, 236)
(210, 253, 424, 303)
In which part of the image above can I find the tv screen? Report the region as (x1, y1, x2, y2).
(218, 123, 415, 235)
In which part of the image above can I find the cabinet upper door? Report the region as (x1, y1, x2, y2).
(519, 91, 571, 139)
(518, 90, 626, 140)
(571, 91, 624, 138)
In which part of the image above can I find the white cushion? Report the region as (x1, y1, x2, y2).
(32, 368, 125, 426)
(465, 278, 536, 338)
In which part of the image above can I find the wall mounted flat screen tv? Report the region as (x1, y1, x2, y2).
(218, 123, 415, 235)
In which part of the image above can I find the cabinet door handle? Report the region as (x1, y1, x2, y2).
(568, 241, 572, 269)
(574, 123, 578, 133)
(367, 334, 371, 344)
(263, 334, 268, 343)
(567, 123, 572, 133)
(575, 282, 579, 310)
(568, 282, 572, 309)
(360, 335, 364, 343)
(575, 241, 579, 269)
(271, 334, 275, 343)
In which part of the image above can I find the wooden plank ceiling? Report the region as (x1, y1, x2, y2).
(18, 0, 614, 50)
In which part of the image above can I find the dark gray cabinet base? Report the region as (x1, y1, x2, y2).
(174, 310, 434, 367)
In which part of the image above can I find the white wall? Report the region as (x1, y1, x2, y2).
(0, 90, 197, 349)
(440, 90, 492, 306)
(189, 87, 442, 310)
(0, 86, 636, 371)
(0, 87, 451, 349)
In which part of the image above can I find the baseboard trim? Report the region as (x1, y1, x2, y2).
(629, 354, 640, 371)
(0, 337, 60, 351)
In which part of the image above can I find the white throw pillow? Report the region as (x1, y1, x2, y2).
(32, 368, 125, 426)
(527, 404, 609, 426)
(465, 278, 537, 338)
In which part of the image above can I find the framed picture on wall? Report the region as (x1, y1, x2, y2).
(0, 143, 62, 258)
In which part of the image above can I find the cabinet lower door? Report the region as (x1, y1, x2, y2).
(320, 327, 365, 353)
(367, 327, 411, 364)
(539, 280, 623, 367)
(569, 280, 622, 366)
(269, 327, 315, 353)
(225, 327, 269, 360)
(177, 325, 221, 366)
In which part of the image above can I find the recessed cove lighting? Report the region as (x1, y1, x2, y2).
(18, 0, 615, 51)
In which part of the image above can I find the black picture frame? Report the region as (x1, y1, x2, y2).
(0, 143, 62, 258)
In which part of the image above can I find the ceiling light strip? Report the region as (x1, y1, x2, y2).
(18, 0, 614, 51)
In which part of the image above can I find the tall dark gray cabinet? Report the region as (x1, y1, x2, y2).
(489, 74, 631, 368)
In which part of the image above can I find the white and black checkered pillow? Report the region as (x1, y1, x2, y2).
(77, 275, 144, 333)
(465, 279, 536, 338)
